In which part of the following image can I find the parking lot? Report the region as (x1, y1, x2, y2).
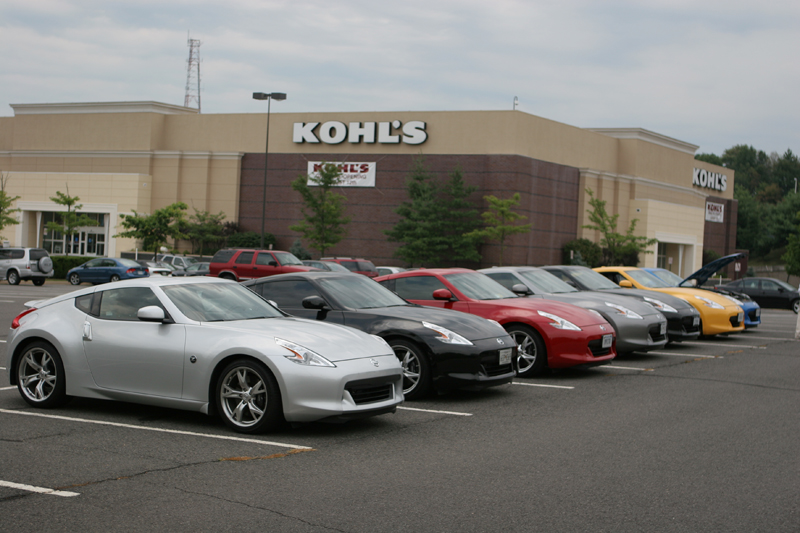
(1, 282, 798, 532)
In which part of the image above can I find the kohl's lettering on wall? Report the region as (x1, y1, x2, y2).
(693, 168, 728, 192)
(307, 162, 376, 187)
(294, 121, 427, 145)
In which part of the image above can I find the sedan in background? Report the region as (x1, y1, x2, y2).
(481, 266, 667, 355)
(717, 277, 799, 314)
(302, 260, 351, 273)
(541, 265, 701, 343)
(171, 262, 210, 277)
(136, 260, 174, 277)
(377, 266, 407, 276)
(67, 258, 149, 285)
(595, 266, 744, 336)
(243, 272, 516, 399)
(6, 277, 404, 433)
(377, 269, 616, 377)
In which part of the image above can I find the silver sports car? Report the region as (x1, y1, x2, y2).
(6, 277, 404, 433)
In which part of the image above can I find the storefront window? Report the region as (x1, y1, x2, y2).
(39, 211, 107, 256)
(657, 243, 667, 269)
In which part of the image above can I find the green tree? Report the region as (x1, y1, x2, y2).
(582, 188, 657, 266)
(0, 172, 21, 240)
(562, 238, 602, 267)
(289, 238, 312, 260)
(385, 159, 482, 266)
(465, 193, 532, 266)
(290, 163, 350, 256)
(45, 187, 98, 255)
(115, 202, 189, 255)
(782, 211, 800, 278)
(184, 208, 225, 256)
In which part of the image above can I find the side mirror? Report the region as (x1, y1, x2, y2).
(432, 289, 455, 301)
(302, 295, 329, 309)
(619, 280, 633, 288)
(564, 279, 578, 288)
(511, 283, 532, 296)
(138, 306, 171, 323)
(269, 261, 278, 267)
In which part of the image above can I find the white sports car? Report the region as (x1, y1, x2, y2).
(6, 277, 404, 433)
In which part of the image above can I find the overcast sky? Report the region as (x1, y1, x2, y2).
(2, 0, 797, 156)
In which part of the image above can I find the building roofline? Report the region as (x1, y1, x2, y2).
(587, 127, 699, 155)
(9, 101, 199, 116)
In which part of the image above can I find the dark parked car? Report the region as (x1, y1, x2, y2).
(542, 265, 701, 342)
(716, 278, 799, 314)
(302, 260, 350, 273)
(319, 257, 379, 278)
(67, 258, 149, 285)
(242, 271, 517, 400)
(209, 249, 318, 281)
(171, 262, 210, 277)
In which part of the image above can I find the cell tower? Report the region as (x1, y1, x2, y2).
(184, 35, 201, 111)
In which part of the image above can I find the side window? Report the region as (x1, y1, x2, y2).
(394, 276, 448, 300)
(340, 261, 359, 272)
(75, 294, 93, 314)
(97, 288, 165, 321)
(727, 280, 742, 289)
(255, 253, 275, 266)
(484, 272, 519, 291)
(598, 272, 619, 284)
(235, 252, 255, 265)
(102, 259, 117, 267)
(744, 279, 759, 290)
(86, 258, 104, 268)
(0, 250, 10, 260)
(761, 280, 779, 291)
(259, 280, 323, 309)
(9, 249, 25, 259)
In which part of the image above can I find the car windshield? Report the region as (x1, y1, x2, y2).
(183, 257, 198, 265)
(651, 269, 685, 286)
(318, 276, 408, 309)
(274, 252, 303, 266)
(775, 279, 798, 291)
(444, 272, 516, 300)
(162, 282, 282, 322)
(563, 268, 622, 290)
(518, 269, 577, 294)
(322, 261, 350, 272)
(626, 269, 671, 288)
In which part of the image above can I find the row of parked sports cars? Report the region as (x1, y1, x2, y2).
(5, 253, 767, 434)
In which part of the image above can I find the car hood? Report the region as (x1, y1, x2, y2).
(652, 287, 742, 310)
(528, 291, 661, 318)
(682, 253, 746, 287)
(205, 317, 391, 362)
(479, 297, 609, 327)
(358, 305, 509, 341)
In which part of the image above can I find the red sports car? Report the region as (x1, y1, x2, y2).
(376, 268, 616, 377)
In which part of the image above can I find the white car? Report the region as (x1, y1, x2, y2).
(6, 277, 404, 433)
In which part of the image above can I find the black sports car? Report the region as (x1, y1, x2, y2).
(242, 272, 517, 399)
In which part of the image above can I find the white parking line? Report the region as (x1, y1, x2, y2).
(0, 480, 79, 497)
(397, 406, 472, 417)
(0, 386, 16, 391)
(512, 382, 574, 390)
(680, 341, 766, 349)
(0, 409, 313, 450)
(645, 351, 721, 359)
(603, 365, 650, 371)
(0, 340, 6, 343)
(728, 335, 795, 341)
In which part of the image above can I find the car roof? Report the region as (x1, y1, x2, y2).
(241, 271, 361, 285)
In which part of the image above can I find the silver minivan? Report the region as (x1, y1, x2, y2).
(0, 247, 54, 285)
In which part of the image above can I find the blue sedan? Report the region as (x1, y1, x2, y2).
(644, 266, 761, 328)
(68, 258, 149, 285)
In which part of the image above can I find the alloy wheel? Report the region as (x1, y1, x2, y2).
(219, 366, 268, 428)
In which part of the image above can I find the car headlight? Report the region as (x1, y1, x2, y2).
(721, 295, 743, 306)
(422, 321, 473, 345)
(275, 338, 336, 367)
(537, 310, 581, 331)
(488, 319, 508, 332)
(694, 295, 724, 309)
(642, 297, 677, 314)
(604, 302, 643, 319)
(371, 335, 392, 349)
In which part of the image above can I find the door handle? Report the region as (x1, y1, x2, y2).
(83, 322, 93, 341)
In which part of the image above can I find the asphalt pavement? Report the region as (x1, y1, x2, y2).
(1, 281, 798, 532)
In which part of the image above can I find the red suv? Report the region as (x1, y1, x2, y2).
(320, 257, 378, 278)
(209, 249, 318, 281)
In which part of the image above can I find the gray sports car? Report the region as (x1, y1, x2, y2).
(480, 266, 668, 355)
(6, 277, 403, 433)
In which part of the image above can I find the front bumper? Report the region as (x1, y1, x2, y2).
(429, 336, 517, 392)
(614, 315, 668, 354)
(543, 323, 617, 369)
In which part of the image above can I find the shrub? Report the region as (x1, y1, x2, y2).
(52, 255, 92, 279)
(562, 239, 602, 267)
(226, 231, 276, 249)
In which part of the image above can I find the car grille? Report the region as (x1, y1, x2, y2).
(747, 309, 760, 321)
(345, 377, 395, 405)
(648, 324, 666, 343)
(729, 315, 741, 328)
(479, 351, 515, 377)
(679, 316, 701, 334)
(588, 340, 612, 357)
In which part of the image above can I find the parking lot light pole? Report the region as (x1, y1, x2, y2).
(252, 92, 287, 249)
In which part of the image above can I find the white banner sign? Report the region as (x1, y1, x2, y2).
(705, 201, 724, 223)
(307, 162, 376, 187)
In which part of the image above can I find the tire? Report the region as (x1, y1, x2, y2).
(390, 339, 432, 400)
(38, 256, 54, 274)
(16, 341, 70, 408)
(7, 270, 20, 285)
(216, 359, 283, 434)
(219, 273, 236, 281)
(32, 279, 45, 286)
(793, 299, 799, 314)
(110, 274, 121, 282)
(69, 273, 81, 285)
(505, 324, 547, 378)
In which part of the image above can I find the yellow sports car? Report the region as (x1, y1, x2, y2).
(594, 266, 744, 336)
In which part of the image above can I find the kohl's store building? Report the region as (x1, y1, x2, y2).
(0, 101, 738, 277)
